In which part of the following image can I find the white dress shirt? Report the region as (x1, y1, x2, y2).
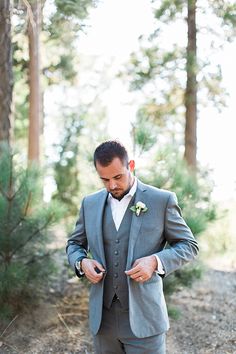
(108, 177, 137, 231)
(107, 177, 165, 275)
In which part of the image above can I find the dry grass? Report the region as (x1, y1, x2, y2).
(199, 200, 236, 270)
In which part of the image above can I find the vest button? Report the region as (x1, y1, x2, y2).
(114, 250, 118, 255)
(114, 285, 118, 289)
(114, 262, 119, 267)
(115, 239, 120, 243)
(114, 273, 118, 278)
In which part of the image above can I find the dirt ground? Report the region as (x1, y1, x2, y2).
(0, 253, 236, 354)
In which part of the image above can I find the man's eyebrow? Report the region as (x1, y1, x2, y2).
(100, 177, 109, 181)
(100, 174, 123, 180)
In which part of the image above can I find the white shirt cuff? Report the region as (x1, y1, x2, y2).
(154, 255, 165, 275)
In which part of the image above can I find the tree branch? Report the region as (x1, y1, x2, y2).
(10, 216, 53, 259)
(21, 0, 35, 29)
(7, 192, 32, 236)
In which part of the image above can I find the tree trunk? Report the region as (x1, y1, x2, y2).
(0, 0, 13, 143)
(28, 0, 41, 162)
(184, 0, 197, 169)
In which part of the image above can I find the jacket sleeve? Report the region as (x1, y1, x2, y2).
(66, 198, 88, 276)
(156, 192, 199, 277)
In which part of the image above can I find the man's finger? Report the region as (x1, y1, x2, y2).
(86, 270, 103, 283)
(82, 259, 105, 274)
(125, 264, 141, 275)
(93, 261, 105, 273)
(89, 265, 104, 278)
(130, 272, 143, 280)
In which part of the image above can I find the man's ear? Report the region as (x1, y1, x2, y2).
(129, 160, 135, 172)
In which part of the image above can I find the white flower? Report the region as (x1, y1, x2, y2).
(130, 201, 148, 216)
(136, 201, 146, 209)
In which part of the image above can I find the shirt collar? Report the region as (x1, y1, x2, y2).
(108, 176, 137, 201)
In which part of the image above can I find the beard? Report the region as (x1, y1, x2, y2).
(110, 183, 133, 201)
(111, 189, 130, 201)
(109, 174, 134, 201)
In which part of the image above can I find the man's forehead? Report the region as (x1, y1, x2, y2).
(98, 168, 127, 179)
(96, 160, 128, 179)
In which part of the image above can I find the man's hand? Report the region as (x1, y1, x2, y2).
(81, 259, 105, 284)
(125, 255, 157, 283)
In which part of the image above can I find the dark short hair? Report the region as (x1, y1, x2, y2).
(94, 140, 129, 168)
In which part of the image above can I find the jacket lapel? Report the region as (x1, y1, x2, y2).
(96, 189, 108, 267)
(126, 180, 147, 269)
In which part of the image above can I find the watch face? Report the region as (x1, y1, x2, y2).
(75, 260, 85, 275)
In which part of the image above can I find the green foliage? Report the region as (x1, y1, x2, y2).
(139, 147, 216, 236)
(54, 0, 97, 19)
(122, 39, 186, 149)
(167, 305, 181, 319)
(43, 0, 97, 84)
(209, 0, 236, 34)
(120, 0, 236, 153)
(126, 44, 184, 92)
(12, 14, 29, 141)
(0, 144, 63, 319)
(163, 263, 202, 295)
(12, 0, 98, 140)
(200, 202, 236, 264)
(131, 93, 184, 157)
(154, 0, 185, 22)
(131, 110, 157, 156)
(52, 110, 83, 216)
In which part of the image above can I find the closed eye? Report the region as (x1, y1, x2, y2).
(100, 174, 123, 182)
(100, 178, 109, 182)
(114, 175, 122, 180)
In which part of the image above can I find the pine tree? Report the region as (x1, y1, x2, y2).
(123, 0, 236, 169)
(0, 144, 62, 319)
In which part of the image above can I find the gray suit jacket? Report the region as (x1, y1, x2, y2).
(66, 180, 199, 337)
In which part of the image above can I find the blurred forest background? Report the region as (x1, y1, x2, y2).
(0, 0, 236, 353)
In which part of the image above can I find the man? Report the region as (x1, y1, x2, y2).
(66, 140, 199, 354)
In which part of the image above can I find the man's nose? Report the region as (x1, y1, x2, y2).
(109, 180, 117, 190)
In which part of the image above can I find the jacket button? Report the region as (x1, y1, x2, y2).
(114, 273, 118, 278)
(114, 262, 119, 267)
(115, 239, 120, 243)
(114, 250, 118, 255)
(114, 285, 118, 289)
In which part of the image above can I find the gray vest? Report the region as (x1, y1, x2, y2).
(102, 198, 134, 309)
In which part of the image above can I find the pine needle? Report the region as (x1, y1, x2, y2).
(57, 313, 74, 336)
(0, 315, 19, 338)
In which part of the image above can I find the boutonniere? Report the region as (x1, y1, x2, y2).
(130, 201, 148, 216)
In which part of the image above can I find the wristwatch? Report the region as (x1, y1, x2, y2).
(75, 259, 85, 276)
